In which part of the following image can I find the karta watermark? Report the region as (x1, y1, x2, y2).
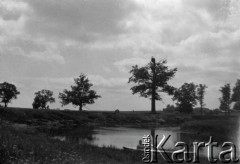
(142, 134, 239, 163)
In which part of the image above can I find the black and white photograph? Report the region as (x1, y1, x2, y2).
(0, 0, 240, 163)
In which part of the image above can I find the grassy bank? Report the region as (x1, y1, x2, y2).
(181, 115, 239, 142)
(1, 122, 237, 164)
(0, 107, 183, 163)
(1, 107, 239, 163)
(0, 122, 143, 164)
(0, 107, 191, 129)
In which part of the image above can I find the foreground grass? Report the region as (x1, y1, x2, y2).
(1, 123, 236, 164)
(0, 123, 144, 164)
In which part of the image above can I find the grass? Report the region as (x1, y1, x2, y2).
(0, 123, 144, 164)
(0, 107, 190, 129)
(2, 123, 231, 164)
(181, 115, 239, 142)
(1, 107, 239, 163)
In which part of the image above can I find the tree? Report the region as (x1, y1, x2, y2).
(231, 79, 240, 101)
(232, 79, 240, 102)
(197, 84, 207, 115)
(233, 101, 240, 110)
(219, 83, 231, 114)
(173, 83, 198, 113)
(0, 82, 20, 107)
(128, 57, 177, 113)
(59, 74, 101, 111)
(231, 80, 240, 111)
(32, 89, 55, 109)
(163, 104, 176, 113)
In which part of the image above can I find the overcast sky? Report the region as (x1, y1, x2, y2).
(1, 0, 240, 111)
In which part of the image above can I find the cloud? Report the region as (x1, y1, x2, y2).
(24, 0, 138, 42)
(88, 75, 127, 88)
(0, 0, 66, 64)
(0, 0, 27, 21)
(0, 37, 65, 64)
(183, 0, 231, 20)
(114, 58, 148, 72)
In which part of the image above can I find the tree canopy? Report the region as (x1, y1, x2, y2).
(59, 74, 101, 111)
(0, 82, 20, 107)
(173, 83, 198, 113)
(128, 57, 177, 113)
(32, 89, 55, 109)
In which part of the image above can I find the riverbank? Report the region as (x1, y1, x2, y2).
(0, 122, 143, 164)
(181, 115, 240, 142)
(1, 107, 239, 163)
(1, 121, 237, 164)
(0, 107, 192, 129)
(0, 107, 182, 163)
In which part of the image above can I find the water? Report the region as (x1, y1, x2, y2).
(80, 127, 181, 149)
(52, 124, 240, 158)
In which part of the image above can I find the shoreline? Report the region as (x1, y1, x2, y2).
(1, 107, 239, 163)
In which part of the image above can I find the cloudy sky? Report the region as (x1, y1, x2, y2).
(1, 0, 240, 111)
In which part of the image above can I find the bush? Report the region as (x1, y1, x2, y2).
(115, 109, 120, 114)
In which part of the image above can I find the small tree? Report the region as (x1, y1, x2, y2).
(32, 89, 55, 109)
(197, 84, 207, 115)
(173, 83, 198, 113)
(232, 79, 240, 101)
(163, 104, 176, 113)
(0, 82, 20, 107)
(219, 83, 231, 115)
(231, 79, 240, 111)
(59, 74, 101, 111)
(233, 101, 240, 110)
(128, 57, 177, 113)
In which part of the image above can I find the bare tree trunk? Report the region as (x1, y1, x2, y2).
(151, 96, 156, 113)
(151, 57, 156, 114)
(4, 102, 7, 108)
(228, 104, 230, 116)
(79, 104, 82, 111)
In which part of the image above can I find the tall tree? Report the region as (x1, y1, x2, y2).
(231, 80, 240, 110)
(59, 74, 101, 111)
(128, 57, 177, 113)
(0, 82, 20, 107)
(219, 83, 231, 114)
(32, 89, 55, 109)
(173, 83, 198, 113)
(197, 84, 207, 115)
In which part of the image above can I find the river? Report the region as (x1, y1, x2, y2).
(52, 123, 240, 158)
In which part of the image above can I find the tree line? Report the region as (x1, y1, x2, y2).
(0, 74, 100, 111)
(0, 57, 240, 114)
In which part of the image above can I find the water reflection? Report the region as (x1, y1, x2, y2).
(49, 127, 95, 144)
(52, 127, 184, 149)
(51, 124, 240, 158)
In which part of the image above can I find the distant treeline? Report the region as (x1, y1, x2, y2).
(1, 57, 240, 114)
